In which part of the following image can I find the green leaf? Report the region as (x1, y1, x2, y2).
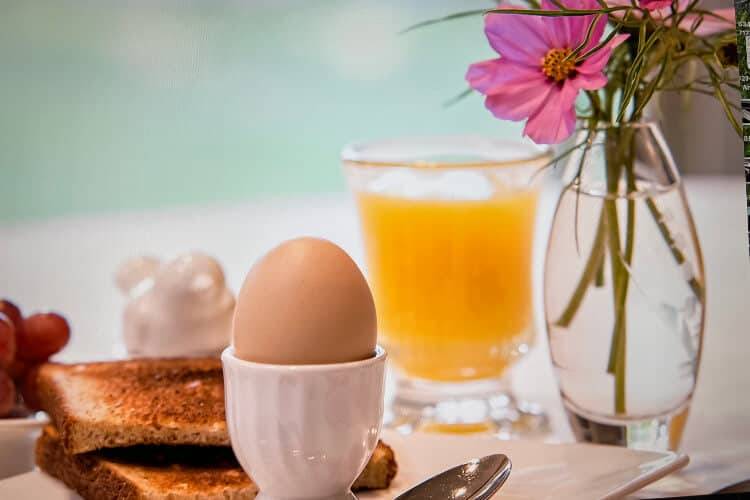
(443, 88, 474, 108)
(707, 67, 742, 136)
(399, 9, 486, 34)
(577, 22, 624, 61)
(616, 26, 664, 122)
(566, 14, 603, 61)
(485, 6, 632, 17)
(632, 51, 670, 120)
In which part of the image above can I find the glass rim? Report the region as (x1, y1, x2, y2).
(341, 134, 552, 169)
(574, 120, 659, 132)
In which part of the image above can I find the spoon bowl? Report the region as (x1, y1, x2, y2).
(395, 454, 512, 500)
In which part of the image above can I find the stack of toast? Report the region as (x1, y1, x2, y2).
(35, 358, 397, 499)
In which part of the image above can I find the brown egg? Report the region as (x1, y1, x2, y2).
(233, 237, 377, 364)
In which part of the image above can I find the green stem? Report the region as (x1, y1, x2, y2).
(632, 51, 671, 121)
(578, 23, 625, 62)
(604, 203, 624, 376)
(555, 208, 608, 327)
(595, 255, 606, 287)
(614, 314, 627, 415)
(573, 138, 595, 255)
(566, 14, 603, 61)
(443, 88, 473, 108)
(706, 66, 742, 136)
(604, 170, 623, 376)
(603, 127, 636, 416)
(399, 9, 486, 33)
(616, 148, 637, 415)
(486, 6, 634, 16)
(644, 197, 705, 301)
(618, 26, 665, 122)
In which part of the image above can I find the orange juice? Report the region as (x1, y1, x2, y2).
(356, 190, 538, 382)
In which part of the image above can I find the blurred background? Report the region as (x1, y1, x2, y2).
(0, 0, 739, 223)
(0, 0, 515, 222)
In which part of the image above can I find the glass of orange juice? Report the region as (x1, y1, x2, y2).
(343, 136, 551, 434)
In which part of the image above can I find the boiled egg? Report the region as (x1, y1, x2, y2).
(233, 237, 377, 364)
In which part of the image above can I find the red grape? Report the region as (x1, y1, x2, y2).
(7, 359, 29, 382)
(18, 313, 70, 362)
(0, 314, 16, 368)
(0, 300, 23, 333)
(21, 365, 41, 412)
(0, 371, 16, 417)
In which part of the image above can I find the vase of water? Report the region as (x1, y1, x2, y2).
(544, 122, 706, 451)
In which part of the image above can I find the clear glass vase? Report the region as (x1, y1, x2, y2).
(544, 122, 706, 451)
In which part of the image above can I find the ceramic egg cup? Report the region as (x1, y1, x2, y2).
(222, 346, 387, 500)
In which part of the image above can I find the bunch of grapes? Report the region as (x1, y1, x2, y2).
(0, 299, 70, 417)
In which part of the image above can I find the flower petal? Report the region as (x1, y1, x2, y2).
(466, 59, 503, 94)
(523, 81, 579, 144)
(467, 58, 548, 96)
(545, 0, 600, 9)
(577, 33, 629, 75)
(484, 9, 550, 63)
(640, 0, 672, 11)
(573, 72, 608, 90)
(537, 0, 604, 49)
(581, 14, 607, 52)
(679, 9, 735, 36)
(483, 73, 553, 121)
(548, 0, 597, 48)
(644, 1, 734, 35)
(538, 12, 567, 48)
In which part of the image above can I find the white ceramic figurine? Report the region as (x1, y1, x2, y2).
(115, 253, 235, 358)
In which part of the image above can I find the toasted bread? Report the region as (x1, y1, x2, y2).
(352, 439, 398, 491)
(38, 358, 228, 454)
(36, 357, 398, 495)
(37, 425, 256, 500)
(37, 426, 398, 499)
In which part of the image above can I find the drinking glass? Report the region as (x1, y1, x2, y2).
(343, 136, 550, 434)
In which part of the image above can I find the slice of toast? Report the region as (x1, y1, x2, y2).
(37, 426, 398, 499)
(38, 358, 229, 454)
(352, 439, 398, 491)
(37, 425, 255, 500)
(36, 358, 398, 492)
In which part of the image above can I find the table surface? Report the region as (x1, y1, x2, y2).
(2, 175, 748, 497)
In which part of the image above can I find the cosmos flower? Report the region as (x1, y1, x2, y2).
(639, 0, 672, 11)
(611, 0, 735, 36)
(466, 0, 628, 144)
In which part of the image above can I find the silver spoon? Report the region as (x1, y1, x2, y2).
(394, 454, 512, 500)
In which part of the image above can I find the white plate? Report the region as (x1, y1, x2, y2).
(0, 430, 687, 500)
(363, 431, 688, 500)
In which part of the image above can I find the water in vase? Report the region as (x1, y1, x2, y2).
(545, 180, 705, 450)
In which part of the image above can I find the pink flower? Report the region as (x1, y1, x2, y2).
(609, 0, 735, 36)
(678, 6, 735, 36)
(466, 0, 628, 144)
(639, 0, 672, 11)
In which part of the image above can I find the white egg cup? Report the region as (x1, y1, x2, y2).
(222, 345, 386, 500)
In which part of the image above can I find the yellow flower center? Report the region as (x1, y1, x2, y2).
(542, 48, 576, 82)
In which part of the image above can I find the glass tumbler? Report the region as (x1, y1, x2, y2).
(343, 135, 550, 434)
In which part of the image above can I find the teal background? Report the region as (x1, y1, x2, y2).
(0, 0, 522, 222)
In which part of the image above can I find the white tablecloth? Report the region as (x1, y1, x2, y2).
(1, 175, 748, 496)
